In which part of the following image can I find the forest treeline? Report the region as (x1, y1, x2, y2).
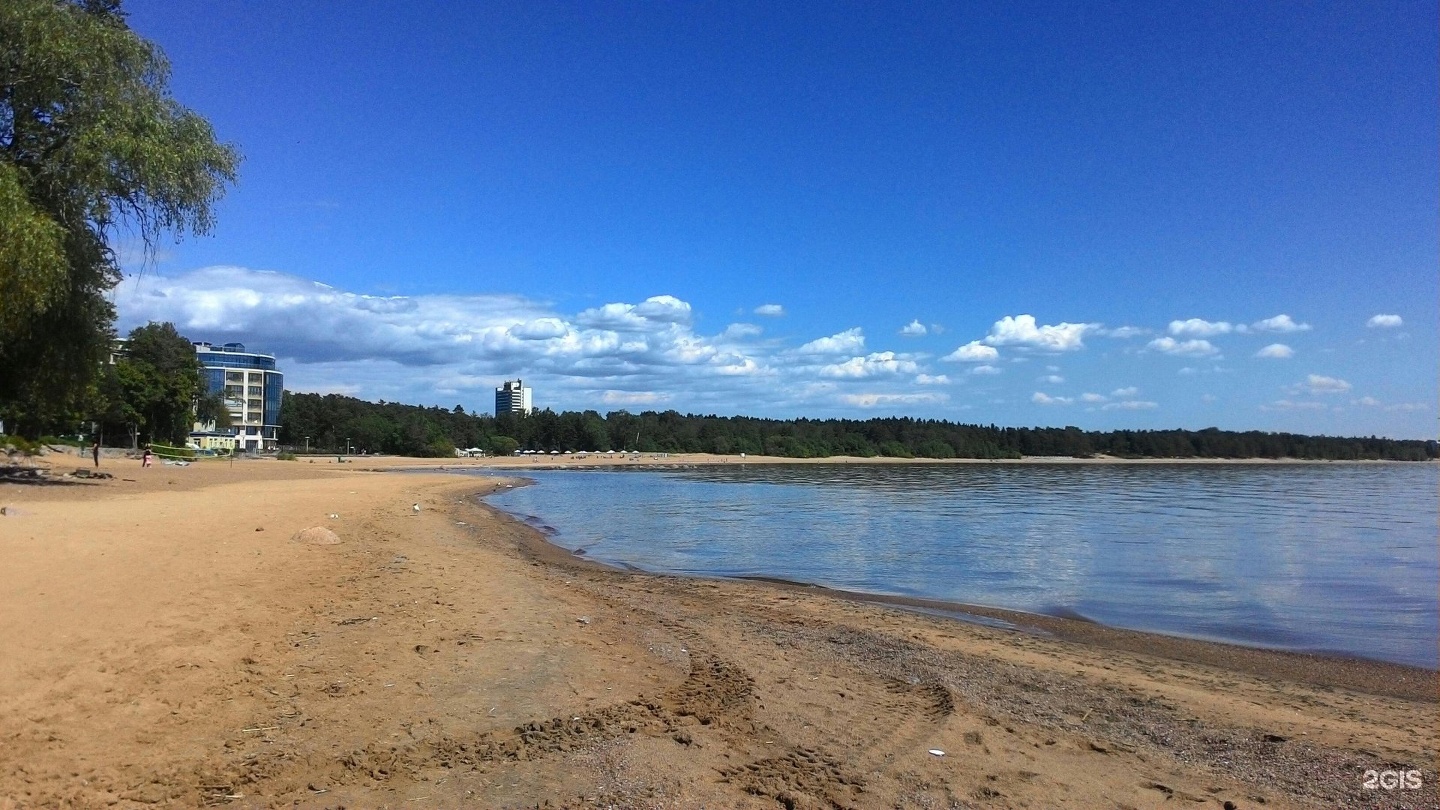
(279, 392, 1438, 461)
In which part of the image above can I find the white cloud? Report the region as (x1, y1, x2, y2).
(1255, 343, 1294, 359)
(1080, 393, 1107, 403)
(899, 319, 928, 337)
(1385, 402, 1428, 412)
(600, 390, 669, 405)
(1299, 374, 1352, 395)
(838, 392, 947, 408)
(795, 327, 866, 356)
(578, 295, 692, 330)
(508, 318, 569, 340)
(1355, 396, 1381, 407)
(1168, 318, 1233, 338)
(970, 365, 1001, 376)
(1263, 399, 1326, 411)
(984, 314, 1096, 351)
(1367, 314, 1403, 328)
(1031, 392, 1073, 405)
(753, 304, 786, 317)
(915, 374, 950, 385)
(1102, 326, 1149, 339)
(1102, 400, 1158, 410)
(1039, 374, 1065, 384)
(111, 267, 796, 413)
(721, 323, 763, 340)
(1148, 337, 1220, 357)
(943, 340, 999, 363)
(819, 351, 919, 379)
(1252, 314, 1310, 333)
(1111, 386, 1139, 398)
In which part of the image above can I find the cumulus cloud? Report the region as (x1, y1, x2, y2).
(943, 340, 999, 363)
(970, 365, 1001, 376)
(1101, 400, 1158, 410)
(984, 315, 1096, 351)
(113, 267, 799, 412)
(1111, 386, 1139, 398)
(721, 323, 763, 340)
(1353, 397, 1430, 413)
(577, 295, 692, 330)
(600, 390, 669, 405)
(838, 392, 948, 408)
(1252, 314, 1310, 333)
(116, 266, 552, 366)
(1367, 314, 1403, 328)
(1168, 318, 1233, 338)
(1263, 400, 1326, 411)
(915, 374, 950, 385)
(819, 352, 919, 379)
(509, 318, 569, 340)
(1255, 343, 1294, 359)
(1148, 337, 1220, 357)
(1039, 375, 1064, 384)
(1080, 393, 1107, 403)
(1102, 326, 1149, 339)
(753, 304, 786, 317)
(795, 327, 866, 356)
(899, 319, 928, 337)
(1031, 392, 1072, 405)
(1297, 374, 1352, 395)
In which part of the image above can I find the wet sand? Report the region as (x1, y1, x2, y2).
(1, 454, 1434, 808)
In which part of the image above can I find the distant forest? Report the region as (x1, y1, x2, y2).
(278, 392, 1437, 461)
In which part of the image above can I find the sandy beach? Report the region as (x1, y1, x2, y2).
(1, 453, 1434, 809)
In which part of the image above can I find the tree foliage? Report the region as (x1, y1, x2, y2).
(279, 392, 1439, 462)
(96, 321, 202, 445)
(0, 0, 238, 436)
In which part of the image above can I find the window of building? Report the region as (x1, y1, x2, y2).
(247, 385, 262, 396)
(225, 371, 243, 382)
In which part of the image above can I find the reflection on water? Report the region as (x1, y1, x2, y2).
(480, 463, 1438, 669)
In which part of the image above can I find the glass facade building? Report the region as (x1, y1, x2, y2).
(192, 342, 284, 452)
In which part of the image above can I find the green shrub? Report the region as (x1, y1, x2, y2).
(276, 451, 297, 461)
(0, 434, 40, 455)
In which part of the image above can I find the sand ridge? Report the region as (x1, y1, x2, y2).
(0, 456, 1434, 808)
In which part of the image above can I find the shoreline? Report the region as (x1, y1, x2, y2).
(352, 451, 1438, 472)
(457, 463, 1438, 679)
(480, 484, 1436, 701)
(2, 459, 1435, 808)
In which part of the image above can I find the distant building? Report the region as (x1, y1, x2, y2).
(495, 379, 533, 416)
(190, 342, 284, 452)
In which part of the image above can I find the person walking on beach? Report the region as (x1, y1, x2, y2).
(91, 440, 100, 467)
(142, 447, 153, 467)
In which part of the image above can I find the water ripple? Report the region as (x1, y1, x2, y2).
(479, 463, 1438, 669)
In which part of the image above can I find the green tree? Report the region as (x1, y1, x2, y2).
(488, 435, 519, 457)
(194, 390, 232, 432)
(99, 322, 201, 445)
(0, 0, 239, 437)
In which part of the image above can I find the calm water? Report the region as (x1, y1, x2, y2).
(472, 463, 1437, 669)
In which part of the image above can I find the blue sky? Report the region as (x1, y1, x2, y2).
(113, 1, 1437, 437)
